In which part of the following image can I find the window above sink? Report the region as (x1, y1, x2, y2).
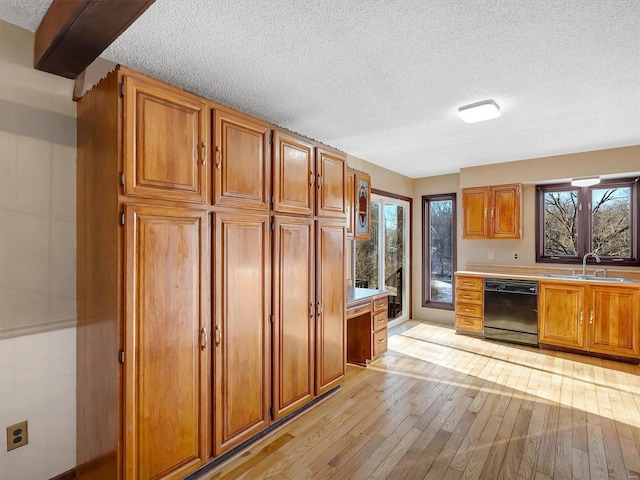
(536, 177, 640, 267)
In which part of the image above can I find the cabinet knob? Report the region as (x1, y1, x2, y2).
(579, 311, 583, 325)
(309, 303, 315, 318)
(317, 174, 323, 189)
(215, 324, 222, 345)
(201, 142, 207, 166)
(317, 302, 323, 315)
(309, 171, 315, 186)
(589, 311, 594, 325)
(215, 146, 221, 169)
(200, 327, 207, 350)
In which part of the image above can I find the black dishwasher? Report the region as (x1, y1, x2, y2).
(483, 278, 539, 347)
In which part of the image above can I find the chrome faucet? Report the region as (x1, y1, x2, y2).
(582, 252, 601, 276)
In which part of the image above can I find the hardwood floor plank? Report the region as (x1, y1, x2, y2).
(195, 321, 640, 480)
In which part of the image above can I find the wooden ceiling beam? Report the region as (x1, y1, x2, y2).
(34, 0, 155, 79)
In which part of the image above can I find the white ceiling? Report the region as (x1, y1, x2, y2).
(1, 0, 639, 178)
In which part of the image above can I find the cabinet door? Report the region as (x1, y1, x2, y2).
(316, 148, 347, 219)
(272, 131, 314, 216)
(538, 282, 586, 350)
(213, 109, 269, 211)
(491, 184, 521, 239)
(272, 216, 315, 419)
(316, 220, 346, 395)
(124, 205, 208, 480)
(123, 73, 207, 203)
(346, 169, 355, 238)
(213, 212, 270, 455)
(462, 187, 489, 239)
(588, 286, 640, 358)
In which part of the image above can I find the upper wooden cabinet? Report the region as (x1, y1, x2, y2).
(353, 171, 371, 240)
(462, 184, 521, 239)
(316, 148, 347, 219)
(539, 281, 640, 359)
(346, 169, 355, 238)
(123, 72, 208, 204)
(213, 108, 270, 211)
(272, 130, 315, 216)
(123, 204, 208, 480)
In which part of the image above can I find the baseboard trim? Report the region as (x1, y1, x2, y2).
(49, 467, 76, 480)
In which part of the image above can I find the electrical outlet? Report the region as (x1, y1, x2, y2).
(6, 421, 28, 451)
(513, 253, 519, 260)
(488, 251, 495, 260)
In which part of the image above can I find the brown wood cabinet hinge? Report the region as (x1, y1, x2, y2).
(119, 212, 125, 226)
(119, 83, 125, 97)
(118, 350, 125, 364)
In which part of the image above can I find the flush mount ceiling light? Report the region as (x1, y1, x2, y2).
(571, 177, 601, 187)
(457, 99, 501, 123)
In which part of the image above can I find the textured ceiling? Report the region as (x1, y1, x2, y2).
(1, 0, 639, 178)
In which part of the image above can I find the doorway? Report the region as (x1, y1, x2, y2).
(354, 194, 410, 325)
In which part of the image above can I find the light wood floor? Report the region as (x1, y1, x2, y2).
(198, 321, 640, 480)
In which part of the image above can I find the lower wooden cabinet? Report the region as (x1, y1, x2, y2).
(539, 282, 640, 359)
(454, 274, 484, 334)
(124, 205, 209, 480)
(213, 212, 271, 455)
(347, 293, 388, 366)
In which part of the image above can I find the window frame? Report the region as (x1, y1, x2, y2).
(535, 177, 640, 266)
(422, 193, 456, 309)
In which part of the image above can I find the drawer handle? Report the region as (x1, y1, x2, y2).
(215, 146, 222, 169)
(375, 302, 385, 308)
(464, 321, 474, 325)
(378, 338, 385, 343)
(463, 282, 474, 286)
(378, 318, 385, 323)
(201, 142, 207, 165)
(463, 308, 474, 312)
(462, 295, 474, 299)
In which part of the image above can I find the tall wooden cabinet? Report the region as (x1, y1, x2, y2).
(78, 69, 209, 480)
(77, 67, 347, 480)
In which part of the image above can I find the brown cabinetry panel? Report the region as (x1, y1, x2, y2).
(462, 187, 489, 239)
(213, 109, 269, 211)
(213, 212, 270, 454)
(316, 221, 346, 395)
(123, 205, 208, 480)
(123, 73, 207, 203)
(272, 216, 315, 419)
(538, 283, 586, 350)
(272, 131, 314, 216)
(346, 169, 355, 237)
(316, 148, 346, 218)
(491, 184, 521, 238)
(588, 285, 640, 357)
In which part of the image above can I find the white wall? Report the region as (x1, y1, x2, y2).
(0, 20, 76, 479)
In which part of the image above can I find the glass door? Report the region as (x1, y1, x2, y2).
(355, 194, 410, 324)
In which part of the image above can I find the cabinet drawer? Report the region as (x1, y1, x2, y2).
(455, 290, 483, 304)
(373, 311, 388, 332)
(455, 276, 483, 291)
(455, 315, 483, 332)
(373, 296, 388, 313)
(347, 302, 371, 319)
(373, 328, 387, 357)
(455, 302, 483, 318)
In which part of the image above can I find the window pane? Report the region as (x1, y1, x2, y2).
(592, 187, 631, 257)
(429, 200, 453, 303)
(384, 203, 404, 320)
(543, 190, 579, 256)
(355, 201, 379, 289)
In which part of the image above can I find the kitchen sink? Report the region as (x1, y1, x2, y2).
(544, 274, 636, 283)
